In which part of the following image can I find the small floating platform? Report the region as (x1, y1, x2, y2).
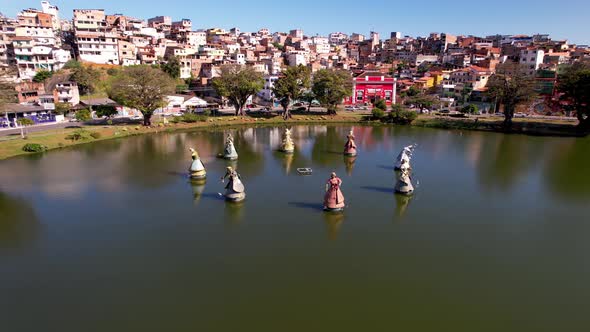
(297, 168, 313, 175)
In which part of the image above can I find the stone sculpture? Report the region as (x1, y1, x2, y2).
(395, 168, 414, 195)
(221, 166, 246, 202)
(343, 129, 357, 156)
(324, 172, 345, 212)
(394, 145, 415, 170)
(188, 148, 206, 179)
(223, 133, 238, 160)
(280, 128, 295, 153)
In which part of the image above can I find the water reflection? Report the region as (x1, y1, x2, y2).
(0, 192, 39, 251)
(224, 201, 245, 226)
(343, 155, 356, 176)
(394, 194, 413, 220)
(189, 179, 207, 204)
(477, 135, 543, 192)
(323, 212, 344, 240)
(544, 138, 590, 201)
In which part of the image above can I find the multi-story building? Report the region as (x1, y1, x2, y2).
(329, 32, 348, 45)
(520, 48, 544, 75)
(73, 9, 119, 65)
(16, 9, 59, 46)
(53, 81, 80, 105)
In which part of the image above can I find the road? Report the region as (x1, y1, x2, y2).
(0, 121, 78, 137)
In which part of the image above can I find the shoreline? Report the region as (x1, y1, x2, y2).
(0, 113, 587, 160)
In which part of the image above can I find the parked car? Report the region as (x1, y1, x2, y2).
(345, 106, 357, 111)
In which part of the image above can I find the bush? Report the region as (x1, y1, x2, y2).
(387, 109, 418, 125)
(22, 143, 47, 153)
(461, 104, 479, 114)
(75, 109, 92, 122)
(66, 129, 91, 141)
(371, 107, 386, 119)
(374, 99, 387, 111)
(32, 70, 53, 83)
(180, 113, 206, 123)
(90, 132, 102, 139)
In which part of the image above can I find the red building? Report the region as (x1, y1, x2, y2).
(346, 72, 397, 106)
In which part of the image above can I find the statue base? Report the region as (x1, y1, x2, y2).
(189, 170, 207, 179)
(344, 151, 357, 157)
(225, 192, 246, 202)
(324, 206, 344, 213)
(394, 188, 414, 196)
(281, 148, 295, 154)
(224, 155, 238, 160)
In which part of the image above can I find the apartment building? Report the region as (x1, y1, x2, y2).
(73, 9, 119, 64)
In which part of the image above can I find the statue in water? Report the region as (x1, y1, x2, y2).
(188, 148, 206, 179)
(324, 172, 345, 212)
(221, 166, 246, 202)
(395, 168, 414, 195)
(343, 129, 357, 156)
(395, 145, 414, 170)
(280, 128, 295, 153)
(223, 133, 238, 160)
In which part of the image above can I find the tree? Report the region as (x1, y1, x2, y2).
(54, 102, 72, 116)
(75, 109, 91, 122)
(461, 104, 479, 114)
(212, 65, 264, 116)
(70, 64, 101, 95)
(94, 104, 118, 119)
(557, 61, 590, 129)
(407, 92, 437, 113)
(374, 99, 387, 111)
(108, 65, 176, 126)
(16, 118, 34, 138)
(311, 69, 352, 115)
(272, 65, 311, 119)
(32, 70, 53, 83)
(161, 56, 181, 79)
(301, 91, 315, 111)
(486, 62, 536, 127)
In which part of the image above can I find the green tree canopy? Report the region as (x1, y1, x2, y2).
(311, 69, 352, 115)
(32, 70, 53, 83)
(75, 109, 91, 122)
(212, 65, 264, 116)
(374, 99, 387, 111)
(461, 104, 479, 114)
(108, 65, 176, 126)
(486, 62, 537, 127)
(161, 56, 181, 79)
(557, 61, 590, 129)
(70, 64, 101, 95)
(94, 104, 118, 119)
(54, 102, 72, 116)
(273, 65, 311, 119)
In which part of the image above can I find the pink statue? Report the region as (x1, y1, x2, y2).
(324, 172, 345, 212)
(343, 129, 357, 156)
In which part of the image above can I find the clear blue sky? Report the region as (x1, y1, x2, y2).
(2, 0, 589, 44)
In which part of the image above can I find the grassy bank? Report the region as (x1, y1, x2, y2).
(0, 112, 367, 160)
(413, 115, 587, 137)
(1, 112, 587, 160)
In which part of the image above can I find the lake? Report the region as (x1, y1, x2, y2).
(1, 125, 589, 332)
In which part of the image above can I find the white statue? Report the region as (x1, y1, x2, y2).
(395, 168, 414, 195)
(221, 166, 246, 202)
(280, 128, 295, 153)
(188, 148, 206, 179)
(394, 145, 415, 170)
(223, 133, 238, 160)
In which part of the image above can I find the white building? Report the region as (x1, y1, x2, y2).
(73, 9, 120, 65)
(520, 48, 544, 75)
(54, 81, 80, 105)
(287, 52, 307, 66)
(259, 74, 279, 101)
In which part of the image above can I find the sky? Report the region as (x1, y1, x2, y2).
(1, 0, 589, 44)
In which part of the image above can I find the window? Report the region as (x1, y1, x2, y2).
(357, 90, 364, 101)
(385, 91, 392, 101)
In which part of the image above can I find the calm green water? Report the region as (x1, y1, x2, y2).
(1, 125, 589, 332)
